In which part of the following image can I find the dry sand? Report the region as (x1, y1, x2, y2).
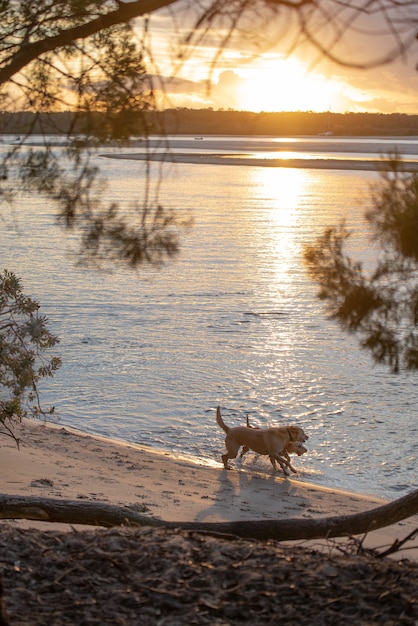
(1, 419, 417, 559)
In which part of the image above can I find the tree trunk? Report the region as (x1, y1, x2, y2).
(1, 489, 418, 541)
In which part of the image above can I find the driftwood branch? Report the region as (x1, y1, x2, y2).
(0, 495, 163, 529)
(1, 489, 418, 541)
(175, 488, 418, 541)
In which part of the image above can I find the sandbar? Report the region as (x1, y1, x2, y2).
(101, 152, 418, 172)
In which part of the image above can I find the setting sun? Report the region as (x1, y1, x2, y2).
(235, 56, 342, 113)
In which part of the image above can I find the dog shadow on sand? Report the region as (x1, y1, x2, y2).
(194, 461, 310, 523)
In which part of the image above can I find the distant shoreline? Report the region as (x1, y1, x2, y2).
(3, 108, 418, 137)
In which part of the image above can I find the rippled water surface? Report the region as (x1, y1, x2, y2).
(3, 136, 418, 499)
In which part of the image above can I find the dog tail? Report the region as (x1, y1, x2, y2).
(216, 406, 229, 433)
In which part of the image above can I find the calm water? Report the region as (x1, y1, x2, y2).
(2, 135, 418, 499)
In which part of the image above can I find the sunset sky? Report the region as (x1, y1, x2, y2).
(146, 3, 418, 115)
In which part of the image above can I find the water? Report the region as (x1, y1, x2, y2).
(2, 135, 418, 500)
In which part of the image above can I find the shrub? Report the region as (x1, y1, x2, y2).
(0, 270, 61, 445)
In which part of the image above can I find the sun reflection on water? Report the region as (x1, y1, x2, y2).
(249, 166, 308, 287)
(237, 167, 315, 378)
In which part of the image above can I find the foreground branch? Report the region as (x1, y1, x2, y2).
(1, 489, 418, 541)
(0, 495, 163, 529)
(0, 0, 176, 85)
(177, 488, 418, 541)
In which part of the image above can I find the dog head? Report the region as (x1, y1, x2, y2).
(286, 441, 307, 457)
(288, 425, 309, 443)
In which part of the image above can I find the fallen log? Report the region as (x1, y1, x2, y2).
(1, 489, 418, 541)
(0, 495, 162, 529)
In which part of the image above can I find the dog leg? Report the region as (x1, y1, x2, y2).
(221, 453, 231, 470)
(222, 437, 241, 470)
(271, 454, 297, 476)
(281, 451, 297, 473)
(286, 459, 297, 473)
(272, 455, 289, 476)
(268, 456, 278, 471)
(240, 445, 250, 459)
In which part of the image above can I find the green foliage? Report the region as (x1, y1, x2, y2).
(87, 25, 153, 141)
(0, 1, 188, 269)
(0, 270, 61, 444)
(368, 156, 418, 262)
(305, 159, 418, 373)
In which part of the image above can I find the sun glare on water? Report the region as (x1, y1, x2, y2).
(236, 56, 340, 113)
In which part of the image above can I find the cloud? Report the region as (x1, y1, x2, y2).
(151, 70, 249, 110)
(146, 5, 418, 115)
(243, 3, 418, 114)
(149, 74, 206, 108)
(211, 71, 245, 109)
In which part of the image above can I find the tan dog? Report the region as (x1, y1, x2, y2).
(216, 406, 308, 475)
(240, 414, 308, 472)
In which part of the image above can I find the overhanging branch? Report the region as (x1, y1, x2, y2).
(0, 0, 177, 85)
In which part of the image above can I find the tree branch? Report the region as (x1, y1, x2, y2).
(1, 489, 418, 541)
(0, 0, 177, 85)
(0, 494, 163, 529)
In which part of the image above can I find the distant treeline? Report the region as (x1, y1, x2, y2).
(2, 109, 418, 136)
(153, 109, 418, 136)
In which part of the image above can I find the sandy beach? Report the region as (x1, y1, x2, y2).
(1, 419, 417, 559)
